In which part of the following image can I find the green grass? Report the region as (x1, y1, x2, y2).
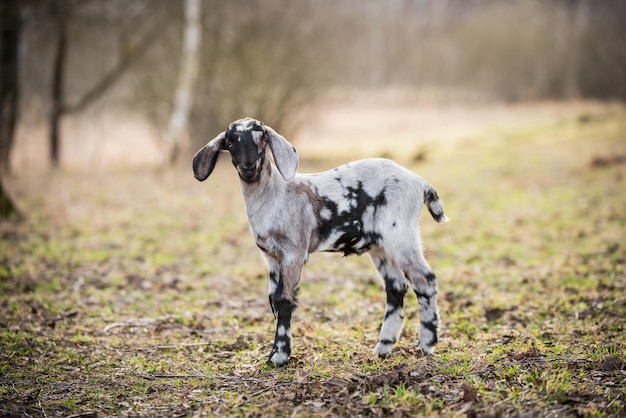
(1, 103, 625, 416)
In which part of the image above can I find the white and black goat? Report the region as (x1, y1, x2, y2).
(193, 117, 449, 367)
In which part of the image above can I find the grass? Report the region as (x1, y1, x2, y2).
(1, 103, 625, 417)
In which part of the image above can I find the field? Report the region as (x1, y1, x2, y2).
(1, 101, 625, 417)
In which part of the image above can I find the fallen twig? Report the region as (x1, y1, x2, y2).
(121, 342, 212, 351)
(46, 308, 79, 323)
(103, 319, 156, 333)
(37, 398, 48, 418)
(102, 314, 201, 333)
(142, 374, 210, 380)
(139, 372, 269, 384)
(66, 412, 98, 418)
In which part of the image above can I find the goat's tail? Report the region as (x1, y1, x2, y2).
(424, 184, 450, 223)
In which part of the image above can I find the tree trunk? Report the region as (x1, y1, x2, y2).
(50, 9, 67, 168)
(46, 4, 169, 168)
(0, 177, 19, 219)
(165, 0, 202, 164)
(366, 1, 385, 86)
(0, 0, 21, 173)
(563, 0, 591, 99)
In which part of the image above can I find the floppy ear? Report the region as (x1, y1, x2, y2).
(192, 132, 226, 181)
(265, 126, 299, 181)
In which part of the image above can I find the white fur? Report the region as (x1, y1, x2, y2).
(193, 118, 448, 364)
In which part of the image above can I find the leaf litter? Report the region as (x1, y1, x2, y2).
(1, 106, 626, 416)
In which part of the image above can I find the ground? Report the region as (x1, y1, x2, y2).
(1, 101, 625, 417)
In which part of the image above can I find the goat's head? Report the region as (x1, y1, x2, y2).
(193, 118, 299, 183)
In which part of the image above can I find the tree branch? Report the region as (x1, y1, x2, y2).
(62, 11, 170, 115)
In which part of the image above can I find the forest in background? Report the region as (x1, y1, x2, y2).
(1, 2, 625, 416)
(1, 0, 625, 172)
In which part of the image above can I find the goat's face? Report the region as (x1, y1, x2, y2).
(193, 117, 299, 183)
(225, 119, 268, 182)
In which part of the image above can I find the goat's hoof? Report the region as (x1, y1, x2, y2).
(374, 342, 393, 357)
(419, 344, 436, 356)
(267, 350, 290, 367)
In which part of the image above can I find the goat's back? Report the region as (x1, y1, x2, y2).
(296, 158, 427, 255)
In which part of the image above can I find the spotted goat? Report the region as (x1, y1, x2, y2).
(193, 118, 449, 367)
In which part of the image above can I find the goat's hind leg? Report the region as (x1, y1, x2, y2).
(371, 253, 408, 356)
(403, 255, 440, 355)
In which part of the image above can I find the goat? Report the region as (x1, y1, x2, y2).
(193, 117, 449, 367)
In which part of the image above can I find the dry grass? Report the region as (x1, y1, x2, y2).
(1, 102, 625, 417)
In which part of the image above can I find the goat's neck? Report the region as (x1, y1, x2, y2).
(240, 163, 286, 221)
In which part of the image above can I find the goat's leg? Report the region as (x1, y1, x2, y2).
(266, 257, 301, 367)
(267, 276, 294, 367)
(403, 254, 440, 355)
(371, 253, 408, 356)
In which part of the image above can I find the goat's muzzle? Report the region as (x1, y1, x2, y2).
(237, 164, 261, 182)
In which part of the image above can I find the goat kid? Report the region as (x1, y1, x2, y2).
(193, 118, 449, 367)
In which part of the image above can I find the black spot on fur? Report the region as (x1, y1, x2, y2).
(415, 290, 431, 306)
(377, 258, 387, 270)
(385, 277, 407, 308)
(384, 307, 405, 320)
(422, 320, 439, 346)
(225, 127, 267, 182)
(317, 181, 387, 256)
(424, 187, 447, 222)
(384, 276, 407, 320)
(268, 272, 295, 364)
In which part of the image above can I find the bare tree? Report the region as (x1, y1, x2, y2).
(0, 178, 19, 219)
(0, 0, 21, 218)
(165, 0, 201, 164)
(47, 2, 169, 167)
(49, 1, 67, 167)
(182, 0, 341, 145)
(563, 0, 591, 99)
(0, 0, 21, 173)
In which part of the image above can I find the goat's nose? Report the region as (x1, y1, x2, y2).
(242, 162, 255, 170)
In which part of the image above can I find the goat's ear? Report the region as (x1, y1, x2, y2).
(265, 126, 299, 181)
(192, 132, 226, 181)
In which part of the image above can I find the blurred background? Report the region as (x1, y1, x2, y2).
(1, 0, 625, 172)
(2, 3, 626, 415)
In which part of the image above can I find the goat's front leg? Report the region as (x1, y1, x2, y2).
(266, 257, 302, 367)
